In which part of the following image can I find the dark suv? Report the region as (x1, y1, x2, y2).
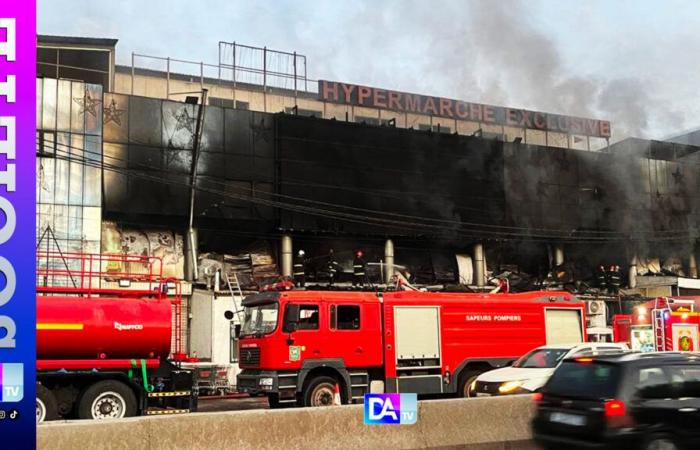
(532, 352, 700, 450)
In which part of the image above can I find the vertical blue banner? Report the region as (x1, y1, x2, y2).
(0, 2, 36, 449)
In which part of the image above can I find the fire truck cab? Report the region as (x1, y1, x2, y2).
(235, 289, 586, 407)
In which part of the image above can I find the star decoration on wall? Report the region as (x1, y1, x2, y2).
(73, 92, 102, 117)
(251, 118, 271, 143)
(672, 167, 684, 184)
(103, 98, 126, 126)
(174, 108, 196, 134)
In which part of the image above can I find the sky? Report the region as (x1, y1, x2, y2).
(38, 0, 700, 141)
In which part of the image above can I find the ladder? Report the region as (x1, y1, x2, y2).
(224, 271, 246, 323)
(652, 297, 697, 351)
(652, 307, 666, 351)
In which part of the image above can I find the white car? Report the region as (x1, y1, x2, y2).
(468, 342, 629, 397)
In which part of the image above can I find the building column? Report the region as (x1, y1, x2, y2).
(184, 227, 199, 281)
(384, 239, 395, 283)
(281, 235, 293, 278)
(474, 242, 485, 288)
(554, 244, 564, 267)
(629, 253, 639, 288)
(690, 253, 698, 279)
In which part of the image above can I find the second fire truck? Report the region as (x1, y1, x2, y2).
(233, 289, 586, 407)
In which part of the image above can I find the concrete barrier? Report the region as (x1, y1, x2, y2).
(37, 395, 538, 450)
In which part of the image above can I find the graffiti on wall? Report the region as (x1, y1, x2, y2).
(102, 221, 185, 279)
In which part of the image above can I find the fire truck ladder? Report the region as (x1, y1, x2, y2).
(652, 307, 666, 352)
(652, 298, 696, 351)
(224, 272, 246, 323)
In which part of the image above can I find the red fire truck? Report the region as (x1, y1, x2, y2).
(234, 289, 586, 407)
(614, 297, 700, 352)
(36, 252, 197, 422)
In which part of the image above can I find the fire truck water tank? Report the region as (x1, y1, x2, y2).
(37, 296, 173, 360)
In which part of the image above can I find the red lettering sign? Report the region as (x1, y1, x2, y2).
(455, 101, 469, 119)
(483, 106, 496, 124)
(341, 83, 355, 103)
(439, 98, 453, 117)
(405, 94, 421, 113)
(533, 113, 547, 129)
(506, 109, 520, 126)
(388, 91, 401, 110)
(469, 103, 483, 122)
(373, 89, 388, 109)
(321, 81, 339, 102)
(423, 97, 438, 115)
(317, 80, 611, 138)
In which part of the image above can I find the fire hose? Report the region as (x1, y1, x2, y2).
(128, 359, 155, 393)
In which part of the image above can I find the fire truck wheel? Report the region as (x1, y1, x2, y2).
(458, 371, 480, 398)
(78, 380, 137, 420)
(268, 394, 281, 409)
(303, 376, 339, 407)
(36, 384, 58, 423)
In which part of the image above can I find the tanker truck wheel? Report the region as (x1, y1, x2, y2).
(36, 384, 58, 423)
(78, 380, 137, 420)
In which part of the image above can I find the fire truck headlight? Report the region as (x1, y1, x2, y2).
(259, 377, 274, 387)
(498, 380, 524, 394)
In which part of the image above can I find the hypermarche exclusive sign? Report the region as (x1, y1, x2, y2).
(318, 80, 612, 138)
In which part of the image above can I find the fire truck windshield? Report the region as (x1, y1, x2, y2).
(240, 302, 279, 337)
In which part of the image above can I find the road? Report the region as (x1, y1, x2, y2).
(197, 395, 269, 413)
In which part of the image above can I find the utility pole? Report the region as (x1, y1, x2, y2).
(187, 89, 208, 281)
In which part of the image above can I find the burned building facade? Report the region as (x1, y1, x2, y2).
(36, 36, 700, 300)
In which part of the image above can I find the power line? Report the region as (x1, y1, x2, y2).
(39, 138, 700, 243)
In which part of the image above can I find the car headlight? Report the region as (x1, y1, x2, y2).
(498, 380, 524, 394)
(259, 377, 274, 386)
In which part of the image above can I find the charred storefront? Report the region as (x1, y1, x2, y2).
(94, 95, 700, 300)
(35, 36, 700, 315)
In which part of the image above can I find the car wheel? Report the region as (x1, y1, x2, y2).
(643, 434, 678, 450)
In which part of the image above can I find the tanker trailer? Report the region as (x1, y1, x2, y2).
(36, 252, 197, 422)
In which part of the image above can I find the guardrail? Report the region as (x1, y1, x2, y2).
(37, 395, 537, 450)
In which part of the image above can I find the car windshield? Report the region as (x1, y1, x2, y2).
(544, 361, 621, 399)
(240, 302, 279, 337)
(512, 348, 570, 368)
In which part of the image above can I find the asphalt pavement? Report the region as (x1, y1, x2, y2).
(197, 395, 269, 413)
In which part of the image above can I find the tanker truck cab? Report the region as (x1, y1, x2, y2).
(235, 291, 384, 407)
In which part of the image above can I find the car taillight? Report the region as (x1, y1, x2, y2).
(200, 370, 211, 378)
(604, 399, 633, 428)
(532, 392, 543, 403)
(604, 399, 625, 417)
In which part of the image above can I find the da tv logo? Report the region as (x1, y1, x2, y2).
(364, 393, 417, 425)
(0, 363, 23, 402)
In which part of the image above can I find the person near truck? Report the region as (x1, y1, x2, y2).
(353, 250, 367, 287)
(293, 250, 306, 288)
